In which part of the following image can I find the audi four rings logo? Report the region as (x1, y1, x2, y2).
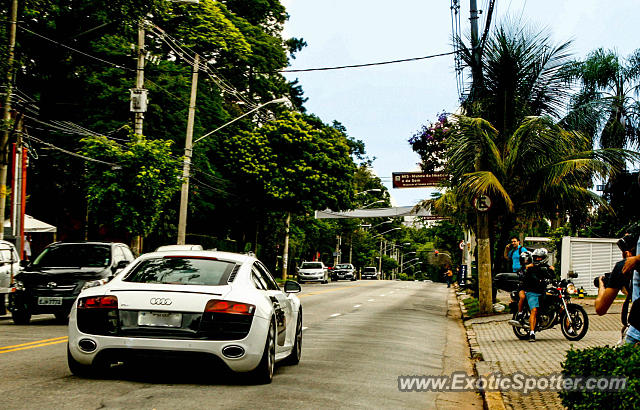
(150, 298, 172, 305)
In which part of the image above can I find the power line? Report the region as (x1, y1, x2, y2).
(21, 133, 118, 166)
(278, 51, 457, 73)
(18, 26, 134, 72)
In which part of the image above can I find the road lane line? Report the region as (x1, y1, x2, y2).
(353, 304, 361, 308)
(380, 294, 386, 297)
(368, 299, 375, 302)
(302, 327, 309, 331)
(330, 313, 341, 317)
(0, 339, 68, 354)
(0, 336, 68, 352)
(298, 282, 375, 298)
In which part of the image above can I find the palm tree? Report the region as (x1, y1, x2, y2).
(456, 21, 573, 149)
(443, 115, 636, 227)
(564, 48, 640, 150)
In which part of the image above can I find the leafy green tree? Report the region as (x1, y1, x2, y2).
(564, 48, 640, 150)
(81, 132, 182, 239)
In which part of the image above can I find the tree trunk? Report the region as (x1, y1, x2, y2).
(477, 211, 493, 314)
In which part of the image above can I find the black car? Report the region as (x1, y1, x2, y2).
(331, 263, 356, 281)
(8, 242, 135, 324)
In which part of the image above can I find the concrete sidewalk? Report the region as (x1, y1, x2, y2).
(462, 291, 624, 409)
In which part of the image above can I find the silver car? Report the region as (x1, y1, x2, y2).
(297, 261, 329, 284)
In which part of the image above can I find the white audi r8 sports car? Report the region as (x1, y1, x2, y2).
(67, 250, 302, 384)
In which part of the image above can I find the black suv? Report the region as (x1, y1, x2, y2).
(8, 242, 135, 324)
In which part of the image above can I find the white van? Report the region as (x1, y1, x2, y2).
(0, 240, 21, 306)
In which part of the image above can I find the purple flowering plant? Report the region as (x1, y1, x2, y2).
(408, 112, 451, 173)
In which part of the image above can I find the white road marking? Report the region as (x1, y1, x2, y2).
(368, 299, 375, 302)
(330, 313, 341, 317)
(302, 327, 308, 331)
(380, 294, 386, 297)
(353, 304, 361, 308)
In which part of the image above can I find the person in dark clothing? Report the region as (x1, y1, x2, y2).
(522, 248, 555, 342)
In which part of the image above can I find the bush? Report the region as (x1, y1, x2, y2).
(397, 272, 409, 281)
(559, 344, 640, 409)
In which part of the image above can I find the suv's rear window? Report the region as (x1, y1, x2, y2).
(124, 257, 235, 286)
(32, 244, 111, 268)
(300, 262, 323, 269)
(364, 267, 376, 273)
(336, 264, 352, 269)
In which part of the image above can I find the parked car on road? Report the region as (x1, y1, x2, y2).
(67, 250, 303, 384)
(362, 266, 379, 280)
(331, 263, 356, 281)
(8, 242, 135, 324)
(0, 240, 20, 313)
(297, 261, 329, 284)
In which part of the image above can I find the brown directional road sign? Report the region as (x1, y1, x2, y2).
(392, 172, 447, 188)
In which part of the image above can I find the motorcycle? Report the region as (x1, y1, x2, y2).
(495, 272, 589, 341)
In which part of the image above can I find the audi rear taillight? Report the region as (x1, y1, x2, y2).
(205, 299, 255, 315)
(78, 295, 118, 309)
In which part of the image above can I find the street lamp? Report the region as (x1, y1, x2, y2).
(177, 97, 289, 244)
(362, 200, 385, 209)
(373, 227, 401, 238)
(355, 188, 381, 196)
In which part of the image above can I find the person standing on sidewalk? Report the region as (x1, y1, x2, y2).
(445, 266, 453, 288)
(504, 237, 529, 322)
(504, 237, 528, 273)
(595, 233, 640, 345)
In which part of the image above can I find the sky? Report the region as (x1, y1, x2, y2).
(280, 0, 639, 207)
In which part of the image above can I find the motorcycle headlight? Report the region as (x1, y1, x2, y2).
(81, 279, 109, 291)
(567, 283, 577, 295)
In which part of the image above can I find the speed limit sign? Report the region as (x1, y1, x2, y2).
(459, 240, 465, 250)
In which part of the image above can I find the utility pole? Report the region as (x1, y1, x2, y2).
(281, 212, 290, 280)
(133, 22, 146, 136)
(0, 0, 19, 240)
(177, 53, 199, 244)
(469, 0, 492, 314)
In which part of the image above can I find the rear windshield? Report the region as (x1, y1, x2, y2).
(123, 257, 235, 286)
(364, 267, 376, 273)
(32, 244, 111, 268)
(336, 264, 352, 269)
(300, 262, 323, 269)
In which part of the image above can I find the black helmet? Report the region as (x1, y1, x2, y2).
(532, 248, 549, 265)
(519, 250, 532, 266)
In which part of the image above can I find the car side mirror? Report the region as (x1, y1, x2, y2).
(284, 280, 301, 294)
(568, 271, 578, 279)
(113, 260, 129, 272)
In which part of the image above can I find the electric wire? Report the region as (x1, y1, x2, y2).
(21, 132, 118, 166)
(278, 51, 457, 73)
(18, 25, 191, 105)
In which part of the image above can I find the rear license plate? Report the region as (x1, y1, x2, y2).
(138, 311, 182, 328)
(38, 297, 62, 306)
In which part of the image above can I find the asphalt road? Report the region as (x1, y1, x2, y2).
(0, 281, 482, 409)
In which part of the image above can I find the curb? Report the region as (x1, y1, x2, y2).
(453, 286, 507, 410)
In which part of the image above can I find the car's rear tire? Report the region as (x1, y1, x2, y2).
(11, 310, 31, 325)
(284, 308, 302, 365)
(67, 346, 103, 378)
(252, 319, 276, 384)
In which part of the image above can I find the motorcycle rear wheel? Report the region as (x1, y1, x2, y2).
(511, 311, 529, 340)
(561, 303, 589, 341)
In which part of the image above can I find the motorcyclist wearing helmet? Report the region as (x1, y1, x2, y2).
(522, 248, 555, 342)
(514, 251, 533, 321)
